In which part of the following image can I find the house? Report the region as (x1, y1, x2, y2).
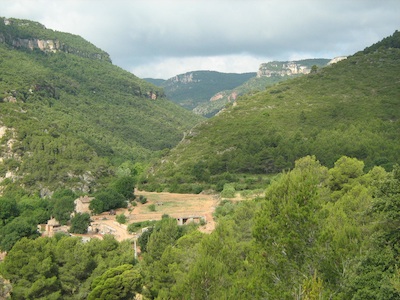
(74, 195, 94, 214)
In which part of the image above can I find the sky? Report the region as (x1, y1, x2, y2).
(0, 0, 399, 79)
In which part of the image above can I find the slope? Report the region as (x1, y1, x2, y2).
(145, 71, 256, 114)
(143, 31, 400, 193)
(194, 59, 331, 117)
(0, 17, 203, 195)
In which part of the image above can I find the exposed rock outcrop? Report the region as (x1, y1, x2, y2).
(0, 17, 111, 62)
(257, 61, 311, 77)
(328, 56, 348, 65)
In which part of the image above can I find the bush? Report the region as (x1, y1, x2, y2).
(116, 214, 127, 224)
(220, 183, 236, 198)
(138, 195, 147, 204)
(148, 204, 156, 212)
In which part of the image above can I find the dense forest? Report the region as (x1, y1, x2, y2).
(1, 16, 400, 299)
(0, 17, 202, 195)
(2, 155, 400, 299)
(142, 30, 400, 194)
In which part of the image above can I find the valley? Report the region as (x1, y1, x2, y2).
(1, 15, 400, 300)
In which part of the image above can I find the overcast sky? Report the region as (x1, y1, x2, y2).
(1, 0, 399, 79)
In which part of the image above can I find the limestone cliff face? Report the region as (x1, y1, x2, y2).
(257, 61, 311, 77)
(257, 59, 331, 78)
(0, 18, 111, 62)
(328, 56, 348, 65)
(170, 73, 199, 84)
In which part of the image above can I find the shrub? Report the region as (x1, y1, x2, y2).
(116, 214, 127, 224)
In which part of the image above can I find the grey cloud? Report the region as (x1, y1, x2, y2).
(0, 0, 399, 78)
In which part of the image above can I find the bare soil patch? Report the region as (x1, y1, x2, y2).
(91, 190, 220, 241)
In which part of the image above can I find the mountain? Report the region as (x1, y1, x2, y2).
(0, 17, 203, 195)
(142, 31, 400, 193)
(194, 59, 331, 117)
(144, 71, 256, 115)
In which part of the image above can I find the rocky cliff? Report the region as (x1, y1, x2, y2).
(257, 58, 330, 78)
(0, 17, 111, 62)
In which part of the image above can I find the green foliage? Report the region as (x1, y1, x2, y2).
(127, 220, 156, 233)
(116, 214, 127, 224)
(90, 189, 127, 214)
(50, 190, 76, 225)
(3, 156, 400, 298)
(88, 264, 142, 300)
(148, 204, 156, 212)
(150, 71, 255, 112)
(0, 235, 136, 299)
(0, 196, 19, 225)
(220, 183, 236, 198)
(146, 32, 400, 192)
(69, 213, 91, 234)
(0, 17, 203, 194)
(109, 176, 135, 200)
(138, 195, 147, 204)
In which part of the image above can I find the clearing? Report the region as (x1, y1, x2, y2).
(90, 190, 220, 241)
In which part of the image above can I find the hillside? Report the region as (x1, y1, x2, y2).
(0, 17, 203, 195)
(142, 31, 400, 193)
(194, 59, 331, 117)
(144, 71, 256, 115)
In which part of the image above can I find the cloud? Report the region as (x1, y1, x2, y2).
(0, 0, 399, 78)
(129, 54, 267, 79)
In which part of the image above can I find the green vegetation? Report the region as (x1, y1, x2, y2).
(0, 235, 137, 299)
(1, 156, 400, 299)
(148, 59, 330, 117)
(0, 17, 203, 194)
(145, 71, 256, 114)
(1, 18, 400, 300)
(116, 214, 127, 224)
(143, 31, 400, 193)
(69, 213, 91, 234)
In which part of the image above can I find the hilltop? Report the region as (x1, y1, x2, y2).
(142, 31, 400, 193)
(0, 17, 203, 195)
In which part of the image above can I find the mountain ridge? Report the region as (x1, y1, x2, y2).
(0, 17, 202, 195)
(142, 30, 400, 193)
(144, 59, 330, 117)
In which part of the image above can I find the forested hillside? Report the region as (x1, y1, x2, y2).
(0, 17, 202, 195)
(1, 18, 400, 300)
(142, 31, 400, 193)
(2, 155, 400, 299)
(145, 70, 256, 116)
(193, 58, 330, 117)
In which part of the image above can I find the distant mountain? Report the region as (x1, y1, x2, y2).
(145, 60, 330, 117)
(144, 71, 256, 116)
(142, 31, 400, 193)
(0, 17, 203, 195)
(194, 59, 331, 117)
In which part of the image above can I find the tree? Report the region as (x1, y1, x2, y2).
(90, 189, 127, 214)
(0, 217, 39, 251)
(110, 176, 135, 200)
(310, 65, 318, 73)
(69, 213, 90, 234)
(145, 217, 183, 263)
(88, 264, 142, 300)
(51, 196, 75, 225)
(0, 196, 19, 225)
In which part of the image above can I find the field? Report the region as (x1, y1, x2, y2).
(90, 190, 220, 241)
